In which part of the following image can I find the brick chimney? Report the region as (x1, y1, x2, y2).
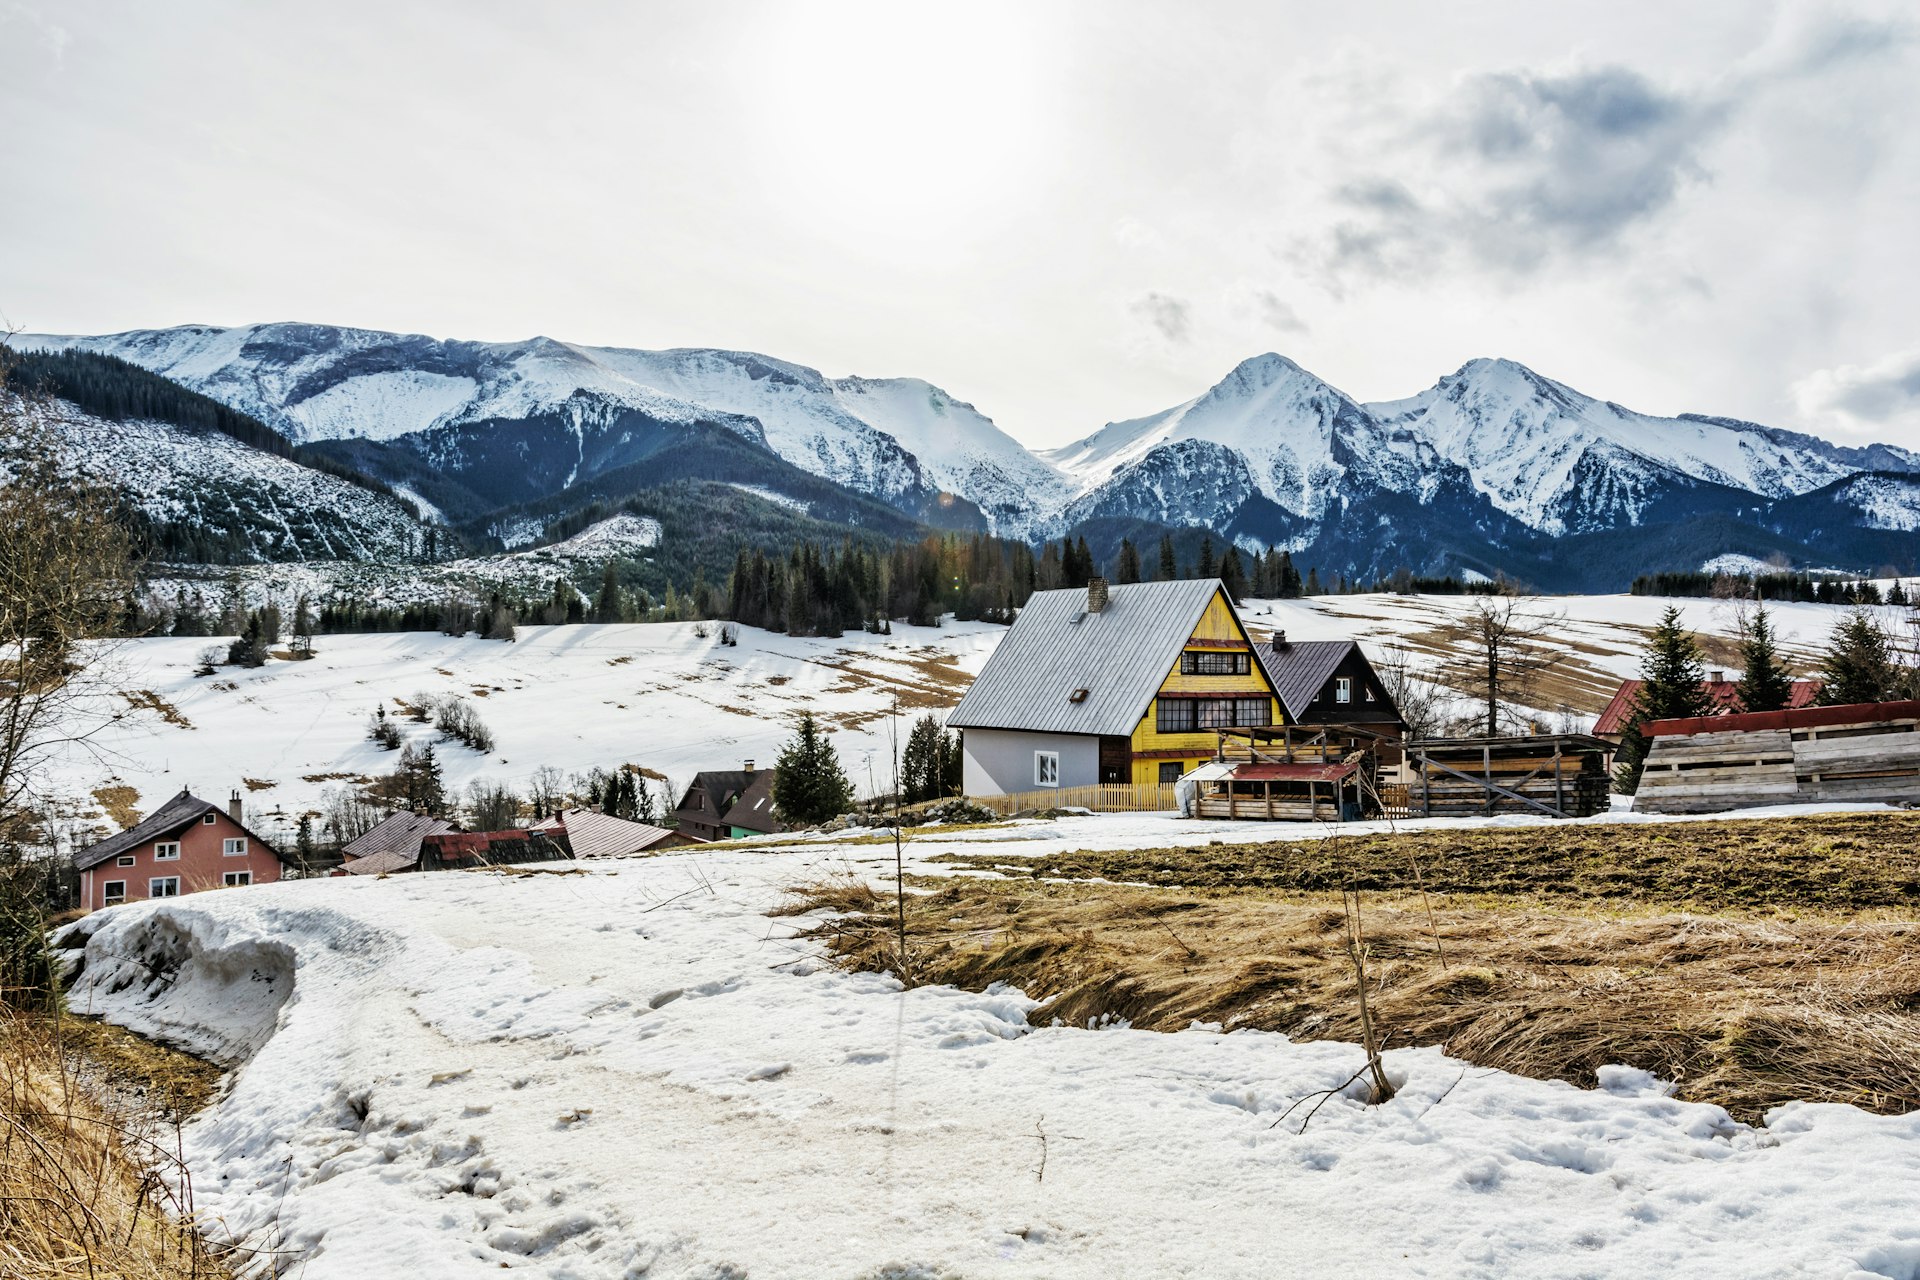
(228, 790, 244, 825)
(1086, 577, 1109, 614)
(1273, 629, 1289, 650)
(743, 759, 756, 775)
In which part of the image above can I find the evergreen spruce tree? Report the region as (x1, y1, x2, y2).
(1277, 550, 1302, 598)
(1157, 535, 1178, 582)
(1219, 547, 1248, 603)
(900, 714, 944, 803)
(1817, 607, 1901, 705)
(1735, 604, 1795, 713)
(772, 711, 855, 825)
(1116, 538, 1141, 585)
(1305, 567, 1322, 595)
(1197, 535, 1217, 579)
(596, 561, 623, 622)
(1614, 606, 1712, 794)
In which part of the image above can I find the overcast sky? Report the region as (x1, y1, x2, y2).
(4, 0, 1917, 450)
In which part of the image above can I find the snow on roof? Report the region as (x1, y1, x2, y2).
(948, 579, 1230, 738)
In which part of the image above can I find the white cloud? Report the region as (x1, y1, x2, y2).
(1793, 346, 1920, 434)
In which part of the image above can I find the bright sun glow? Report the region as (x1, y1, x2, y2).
(738, 3, 1058, 249)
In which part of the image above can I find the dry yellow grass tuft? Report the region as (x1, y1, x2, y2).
(0, 1012, 235, 1278)
(120, 691, 193, 730)
(90, 784, 143, 831)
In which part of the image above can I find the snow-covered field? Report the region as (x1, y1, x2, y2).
(53, 590, 1892, 846)
(63, 824, 1920, 1279)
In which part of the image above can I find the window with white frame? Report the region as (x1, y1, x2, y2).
(149, 877, 180, 898)
(154, 841, 180, 860)
(203, 813, 216, 824)
(103, 881, 126, 905)
(1034, 751, 1060, 788)
(116, 855, 136, 867)
(223, 871, 252, 887)
(223, 837, 248, 856)
(1335, 677, 1352, 704)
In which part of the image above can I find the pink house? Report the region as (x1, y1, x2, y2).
(74, 789, 288, 913)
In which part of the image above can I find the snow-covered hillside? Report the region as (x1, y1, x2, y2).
(26, 395, 425, 562)
(60, 826, 1920, 1277)
(48, 616, 1006, 851)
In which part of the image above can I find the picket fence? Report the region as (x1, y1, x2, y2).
(972, 782, 1180, 816)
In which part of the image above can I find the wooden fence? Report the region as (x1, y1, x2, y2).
(972, 782, 1179, 816)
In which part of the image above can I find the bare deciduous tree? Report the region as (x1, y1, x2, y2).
(1375, 645, 1443, 742)
(0, 370, 138, 829)
(1437, 593, 1566, 737)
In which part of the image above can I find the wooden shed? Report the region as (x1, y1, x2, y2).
(1634, 700, 1920, 815)
(1189, 724, 1384, 821)
(1407, 734, 1611, 819)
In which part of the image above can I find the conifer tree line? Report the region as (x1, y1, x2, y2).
(1631, 570, 1913, 606)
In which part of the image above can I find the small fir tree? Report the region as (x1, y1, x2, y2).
(1817, 607, 1902, 706)
(1157, 535, 1178, 582)
(772, 711, 855, 825)
(1614, 606, 1712, 794)
(1116, 538, 1141, 585)
(1197, 536, 1217, 579)
(1735, 604, 1796, 713)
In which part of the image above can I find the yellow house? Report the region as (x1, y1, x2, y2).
(947, 577, 1283, 795)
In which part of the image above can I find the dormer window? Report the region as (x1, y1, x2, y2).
(1335, 677, 1352, 704)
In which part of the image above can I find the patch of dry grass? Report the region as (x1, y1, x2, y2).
(0, 1012, 235, 1278)
(90, 784, 143, 831)
(792, 813, 1920, 1121)
(942, 811, 1920, 914)
(120, 691, 192, 729)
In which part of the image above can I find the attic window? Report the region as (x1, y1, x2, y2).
(1069, 687, 1090, 703)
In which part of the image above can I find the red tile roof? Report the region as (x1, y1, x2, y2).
(1230, 761, 1360, 783)
(1592, 677, 1821, 735)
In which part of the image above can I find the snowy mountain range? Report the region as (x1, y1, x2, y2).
(20, 322, 1920, 588)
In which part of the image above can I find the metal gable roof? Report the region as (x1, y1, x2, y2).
(1254, 640, 1357, 720)
(947, 579, 1241, 738)
(339, 810, 455, 875)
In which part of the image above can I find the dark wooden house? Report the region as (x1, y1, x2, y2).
(670, 765, 788, 841)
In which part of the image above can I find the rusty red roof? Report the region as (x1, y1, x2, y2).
(1230, 761, 1360, 783)
(1643, 699, 1920, 738)
(1592, 677, 1821, 735)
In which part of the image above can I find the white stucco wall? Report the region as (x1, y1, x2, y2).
(959, 729, 1100, 796)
